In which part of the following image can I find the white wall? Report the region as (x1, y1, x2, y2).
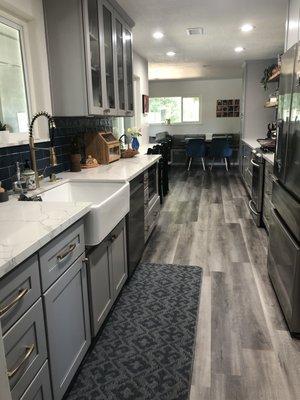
(149, 78, 242, 137)
(0, 0, 52, 141)
(242, 59, 277, 140)
(132, 52, 149, 146)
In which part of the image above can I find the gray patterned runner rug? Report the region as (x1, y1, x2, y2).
(66, 262, 203, 400)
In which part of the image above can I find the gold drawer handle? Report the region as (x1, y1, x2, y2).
(57, 243, 76, 262)
(7, 344, 35, 379)
(0, 288, 29, 317)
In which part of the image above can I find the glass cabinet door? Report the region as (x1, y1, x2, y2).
(115, 16, 125, 114)
(83, 0, 104, 114)
(125, 28, 134, 115)
(102, 1, 116, 112)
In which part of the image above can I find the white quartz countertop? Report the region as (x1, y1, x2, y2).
(263, 153, 275, 165)
(58, 153, 161, 183)
(0, 201, 91, 279)
(241, 138, 261, 150)
(0, 153, 161, 279)
(242, 138, 275, 165)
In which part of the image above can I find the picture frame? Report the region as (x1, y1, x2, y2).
(216, 98, 240, 118)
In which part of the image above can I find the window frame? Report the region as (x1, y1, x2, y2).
(0, 15, 32, 133)
(149, 95, 202, 125)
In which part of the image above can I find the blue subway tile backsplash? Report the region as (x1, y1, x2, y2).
(0, 116, 112, 190)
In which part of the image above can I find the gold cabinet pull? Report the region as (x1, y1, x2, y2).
(0, 288, 29, 317)
(57, 243, 76, 262)
(7, 344, 35, 379)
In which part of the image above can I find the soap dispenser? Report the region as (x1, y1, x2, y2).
(22, 160, 37, 190)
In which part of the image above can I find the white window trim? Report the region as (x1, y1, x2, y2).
(0, 8, 51, 147)
(149, 95, 202, 125)
(0, 15, 31, 136)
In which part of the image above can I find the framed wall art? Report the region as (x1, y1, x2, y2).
(216, 99, 240, 118)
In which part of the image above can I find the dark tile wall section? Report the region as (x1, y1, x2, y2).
(0, 116, 112, 190)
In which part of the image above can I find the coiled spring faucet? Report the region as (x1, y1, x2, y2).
(29, 111, 57, 188)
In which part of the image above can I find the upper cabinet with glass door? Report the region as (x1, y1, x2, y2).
(44, 0, 134, 117)
(115, 13, 126, 116)
(83, 0, 105, 115)
(101, 0, 117, 115)
(124, 27, 134, 117)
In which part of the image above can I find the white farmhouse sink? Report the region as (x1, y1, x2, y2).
(40, 181, 130, 246)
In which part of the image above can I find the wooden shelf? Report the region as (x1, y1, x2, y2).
(265, 101, 278, 108)
(268, 70, 281, 83)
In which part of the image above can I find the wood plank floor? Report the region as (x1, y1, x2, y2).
(142, 166, 300, 400)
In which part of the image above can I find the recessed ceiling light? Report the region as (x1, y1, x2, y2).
(187, 27, 204, 36)
(241, 24, 254, 32)
(235, 46, 245, 53)
(166, 51, 176, 57)
(153, 31, 164, 39)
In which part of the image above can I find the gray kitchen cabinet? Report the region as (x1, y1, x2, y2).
(115, 12, 126, 116)
(44, 0, 134, 117)
(124, 24, 134, 116)
(240, 142, 253, 195)
(87, 237, 113, 336)
(110, 220, 128, 298)
(0, 255, 40, 335)
(3, 300, 47, 400)
(39, 220, 85, 292)
(19, 361, 52, 400)
(82, 0, 106, 115)
(43, 253, 91, 400)
(87, 219, 127, 336)
(102, 0, 117, 115)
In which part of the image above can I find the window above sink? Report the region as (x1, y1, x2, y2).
(0, 4, 52, 148)
(0, 16, 30, 136)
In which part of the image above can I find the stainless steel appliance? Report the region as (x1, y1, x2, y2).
(248, 148, 265, 226)
(127, 173, 145, 277)
(144, 164, 160, 243)
(267, 42, 300, 336)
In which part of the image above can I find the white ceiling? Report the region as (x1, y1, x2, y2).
(117, 0, 287, 80)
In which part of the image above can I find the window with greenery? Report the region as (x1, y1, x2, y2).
(149, 96, 200, 124)
(0, 17, 29, 134)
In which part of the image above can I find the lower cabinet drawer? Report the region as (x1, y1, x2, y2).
(0, 255, 41, 335)
(145, 195, 160, 242)
(39, 220, 85, 292)
(43, 254, 91, 400)
(20, 361, 52, 400)
(3, 299, 47, 400)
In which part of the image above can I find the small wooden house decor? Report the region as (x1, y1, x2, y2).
(84, 132, 120, 165)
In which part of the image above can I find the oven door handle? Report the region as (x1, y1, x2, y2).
(248, 199, 259, 215)
(251, 159, 260, 168)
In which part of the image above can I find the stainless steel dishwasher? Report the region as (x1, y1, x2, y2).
(127, 173, 145, 277)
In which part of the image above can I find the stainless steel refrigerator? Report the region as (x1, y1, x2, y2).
(267, 42, 300, 336)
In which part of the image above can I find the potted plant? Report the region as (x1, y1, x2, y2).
(261, 63, 278, 90)
(127, 127, 142, 151)
(70, 135, 82, 172)
(0, 120, 9, 142)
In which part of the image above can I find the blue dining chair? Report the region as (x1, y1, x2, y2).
(209, 137, 233, 171)
(186, 138, 206, 171)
